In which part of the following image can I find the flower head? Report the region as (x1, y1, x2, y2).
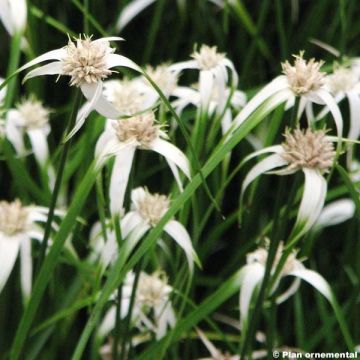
(0, 199, 29, 236)
(325, 65, 358, 94)
(98, 269, 176, 341)
(62, 35, 114, 87)
(104, 79, 146, 115)
(132, 187, 170, 226)
(282, 52, 325, 95)
(113, 111, 162, 148)
(144, 64, 178, 95)
(19, 35, 141, 140)
(136, 271, 172, 308)
(191, 45, 226, 71)
(0, 199, 63, 299)
(16, 96, 51, 129)
(246, 241, 301, 276)
(281, 127, 335, 173)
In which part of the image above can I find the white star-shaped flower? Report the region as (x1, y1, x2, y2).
(18, 35, 141, 139)
(0, 199, 63, 301)
(241, 127, 337, 238)
(95, 111, 191, 215)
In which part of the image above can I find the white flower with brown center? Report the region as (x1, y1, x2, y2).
(5, 96, 52, 167)
(232, 52, 343, 140)
(0, 0, 27, 35)
(281, 52, 325, 95)
(98, 270, 176, 341)
(170, 44, 238, 110)
(134, 188, 170, 226)
(240, 127, 337, 238)
(0, 199, 63, 301)
(239, 241, 332, 329)
(91, 187, 199, 274)
(18, 35, 141, 139)
(95, 111, 191, 216)
(280, 128, 335, 174)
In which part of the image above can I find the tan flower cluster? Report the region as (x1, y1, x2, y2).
(144, 64, 178, 95)
(282, 52, 325, 95)
(325, 66, 357, 94)
(0, 200, 29, 236)
(281, 128, 335, 173)
(17, 96, 51, 129)
(136, 271, 171, 307)
(62, 36, 114, 86)
(108, 79, 145, 115)
(135, 188, 170, 226)
(113, 111, 161, 148)
(191, 45, 226, 71)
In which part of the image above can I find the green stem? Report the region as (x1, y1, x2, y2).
(37, 88, 82, 269)
(11, 162, 97, 360)
(142, 71, 223, 215)
(4, 31, 22, 109)
(119, 257, 145, 360)
(112, 286, 122, 360)
(112, 215, 123, 360)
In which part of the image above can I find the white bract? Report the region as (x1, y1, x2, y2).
(91, 187, 199, 273)
(5, 96, 52, 167)
(239, 242, 332, 328)
(0, 199, 62, 301)
(18, 35, 141, 139)
(172, 84, 246, 134)
(95, 111, 191, 215)
(116, 0, 223, 32)
(232, 52, 343, 139)
(315, 198, 355, 229)
(0, 0, 27, 35)
(170, 45, 238, 111)
(241, 127, 336, 238)
(99, 270, 176, 340)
